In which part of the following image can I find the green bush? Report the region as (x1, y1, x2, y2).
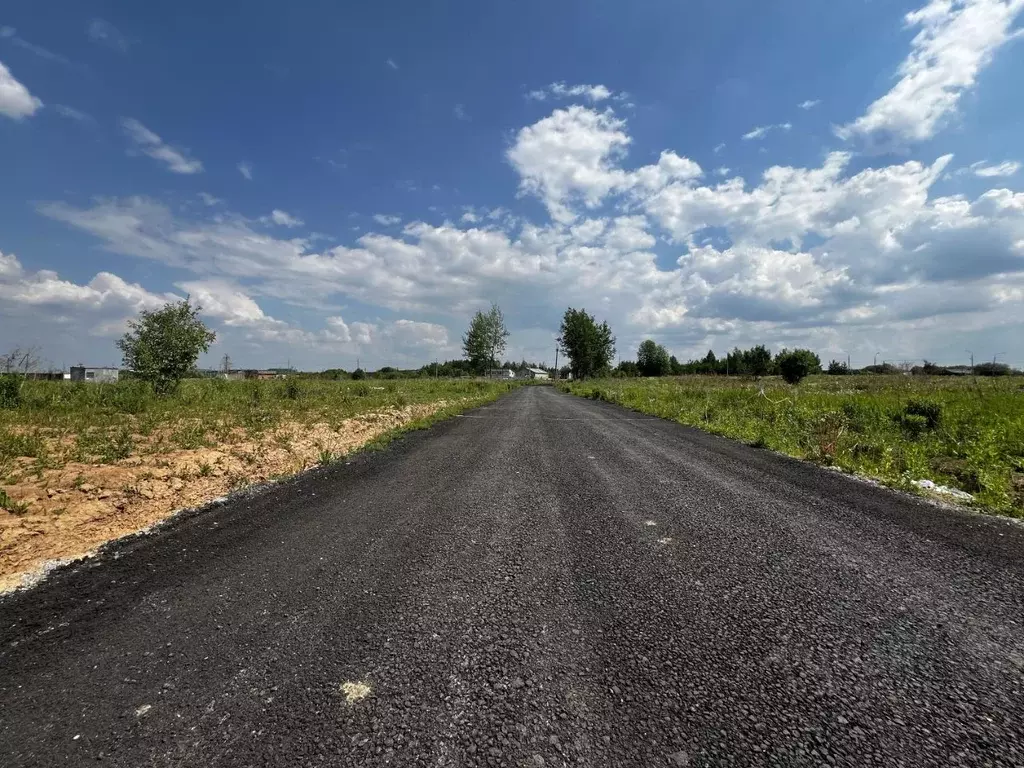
(896, 413, 930, 439)
(904, 399, 942, 429)
(0, 376, 21, 409)
(776, 349, 821, 385)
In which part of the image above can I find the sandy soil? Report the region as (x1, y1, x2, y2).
(0, 401, 451, 592)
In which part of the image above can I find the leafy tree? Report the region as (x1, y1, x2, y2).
(827, 359, 850, 375)
(558, 307, 615, 380)
(117, 298, 215, 395)
(700, 349, 719, 374)
(615, 360, 640, 377)
(351, 367, 366, 380)
(462, 304, 510, 373)
(669, 355, 683, 375)
(744, 345, 773, 378)
(975, 361, 1012, 376)
(776, 348, 821, 384)
(637, 339, 671, 376)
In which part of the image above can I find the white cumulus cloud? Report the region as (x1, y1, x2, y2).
(264, 209, 304, 227)
(0, 60, 43, 120)
(836, 0, 1024, 146)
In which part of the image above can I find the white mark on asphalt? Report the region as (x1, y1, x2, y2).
(73, 734, 80, 740)
(644, 520, 657, 527)
(658, 537, 673, 545)
(587, 456, 595, 459)
(135, 704, 152, 717)
(340, 681, 372, 703)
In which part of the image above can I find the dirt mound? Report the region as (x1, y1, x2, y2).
(0, 402, 449, 592)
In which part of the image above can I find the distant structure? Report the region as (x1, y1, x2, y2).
(216, 369, 282, 380)
(486, 369, 516, 379)
(70, 366, 119, 383)
(520, 367, 550, 380)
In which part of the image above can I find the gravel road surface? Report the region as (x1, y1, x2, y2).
(2, 386, 1023, 767)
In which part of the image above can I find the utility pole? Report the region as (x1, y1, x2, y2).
(966, 350, 974, 374)
(435, 359, 439, 379)
(221, 353, 232, 377)
(847, 353, 851, 370)
(554, 346, 559, 380)
(874, 351, 880, 366)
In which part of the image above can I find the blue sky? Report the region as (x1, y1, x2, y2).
(2, 0, 1024, 371)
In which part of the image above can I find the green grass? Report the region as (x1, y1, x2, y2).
(558, 374, 1024, 516)
(0, 377, 521, 475)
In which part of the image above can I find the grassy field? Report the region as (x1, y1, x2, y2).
(0, 377, 518, 588)
(1, 377, 513, 472)
(558, 375, 1024, 517)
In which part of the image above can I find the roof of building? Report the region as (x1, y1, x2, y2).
(527, 368, 548, 374)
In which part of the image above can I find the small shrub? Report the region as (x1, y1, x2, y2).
(197, 462, 213, 477)
(101, 426, 135, 463)
(0, 489, 30, 515)
(101, 381, 152, 414)
(172, 421, 208, 450)
(281, 379, 302, 400)
(777, 350, 818, 385)
(904, 399, 943, 430)
(318, 449, 334, 466)
(896, 413, 930, 439)
(0, 430, 46, 461)
(0, 375, 21, 409)
(351, 383, 371, 397)
(351, 368, 366, 381)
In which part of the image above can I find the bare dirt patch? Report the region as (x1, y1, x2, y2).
(0, 402, 450, 592)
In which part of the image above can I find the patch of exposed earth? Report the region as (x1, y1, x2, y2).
(0, 401, 452, 592)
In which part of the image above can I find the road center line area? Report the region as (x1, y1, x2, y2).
(2, 386, 1023, 767)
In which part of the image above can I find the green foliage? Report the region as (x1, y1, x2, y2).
(776, 349, 821, 384)
(0, 489, 30, 515)
(351, 368, 366, 380)
(558, 307, 615, 380)
(615, 360, 640, 377)
(904, 399, 943, 429)
(281, 379, 302, 400)
(462, 304, 510, 374)
(0, 375, 21, 409)
(745, 345, 773, 378)
(557, 374, 1024, 517)
(637, 340, 671, 377)
(827, 359, 850, 375)
(117, 298, 216, 395)
(975, 362, 1012, 376)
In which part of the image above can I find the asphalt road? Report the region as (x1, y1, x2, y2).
(2, 386, 1024, 767)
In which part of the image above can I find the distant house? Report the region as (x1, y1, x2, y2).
(244, 370, 280, 380)
(523, 367, 550, 380)
(486, 368, 516, 379)
(70, 366, 119, 383)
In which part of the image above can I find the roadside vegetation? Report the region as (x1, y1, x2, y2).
(558, 374, 1024, 517)
(0, 298, 525, 588)
(0, 376, 518, 588)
